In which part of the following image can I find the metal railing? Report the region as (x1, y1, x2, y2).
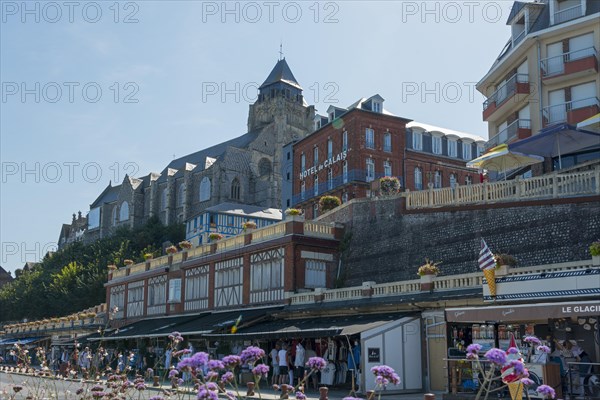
(541, 46, 598, 77)
(554, 4, 583, 25)
(403, 167, 599, 210)
(483, 73, 529, 111)
(543, 97, 600, 125)
(486, 119, 531, 148)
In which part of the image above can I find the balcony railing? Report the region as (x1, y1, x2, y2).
(543, 96, 600, 125)
(487, 119, 531, 148)
(403, 167, 599, 209)
(540, 46, 598, 77)
(483, 73, 529, 111)
(553, 3, 583, 25)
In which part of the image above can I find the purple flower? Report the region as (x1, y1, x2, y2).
(296, 392, 307, 400)
(507, 347, 519, 354)
(523, 336, 541, 346)
(206, 371, 219, 381)
(507, 359, 526, 376)
(537, 345, 551, 353)
(252, 364, 270, 377)
(206, 382, 218, 391)
(221, 371, 234, 384)
(466, 352, 478, 360)
(536, 384, 556, 399)
(521, 378, 535, 386)
(168, 369, 179, 378)
(207, 359, 224, 370)
(370, 365, 400, 385)
(197, 384, 219, 400)
(149, 397, 165, 400)
(222, 355, 242, 369)
(240, 346, 265, 364)
(178, 352, 209, 370)
(305, 357, 327, 371)
(466, 343, 482, 354)
(484, 348, 507, 366)
(375, 375, 390, 386)
(91, 385, 104, 391)
(92, 392, 107, 398)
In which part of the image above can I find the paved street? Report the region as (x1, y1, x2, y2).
(0, 372, 431, 399)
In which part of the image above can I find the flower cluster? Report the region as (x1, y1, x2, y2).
(306, 356, 327, 371)
(209, 233, 224, 241)
(493, 253, 517, 267)
(370, 365, 401, 385)
(536, 384, 556, 399)
(285, 208, 302, 216)
(123, 259, 134, 266)
(240, 346, 265, 365)
(252, 364, 270, 378)
(523, 336, 541, 346)
(179, 240, 192, 249)
(379, 176, 401, 196)
(466, 343, 482, 360)
(242, 221, 257, 230)
(484, 348, 507, 366)
(589, 239, 600, 256)
(417, 258, 441, 276)
(166, 245, 178, 254)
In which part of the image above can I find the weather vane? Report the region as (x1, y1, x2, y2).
(279, 42, 284, 60)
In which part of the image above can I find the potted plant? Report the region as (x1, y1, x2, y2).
(379, 176, 401, 196)
(494, 253, 517, 275)
(319, 195, 341, 213)
(590, 240, 600, 266)
(285, 208, 304, 221)
(107, 264, 117, 271)
(123, 259, 134, 266)
(179, 240, 192, 250)
(143, 253, 154, 261)
(242, 221, 257, 231)
(209, 233, 224, 242)
(166, 245, 178, 255)
(418, 258, 441, 285)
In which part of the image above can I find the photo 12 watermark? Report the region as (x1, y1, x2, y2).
(1, 242, 58, 265)
(201, 81, 339, 104)
(1, 82, 140, 104)
(400, 1, 507, 24)
(400, 81, 481, 104)
(200, 1, 339, 24)
(1, 161, 140, 184)
(1, 1, 140, 23)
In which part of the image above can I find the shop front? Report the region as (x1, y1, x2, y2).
(445, 300, 600, 398)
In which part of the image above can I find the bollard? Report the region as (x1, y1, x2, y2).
(319, 386, 329, 400)
(424, 394, 436, 400)
(246, 381, 255, 396)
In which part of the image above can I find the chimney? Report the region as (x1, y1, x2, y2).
(78, 211, 82, 220)
(72, 213, 76, 223)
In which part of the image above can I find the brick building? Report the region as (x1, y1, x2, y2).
(288, 95, 484, 219)
(105, 218, 342, 326)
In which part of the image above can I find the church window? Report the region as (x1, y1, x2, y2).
(231, 178, 241, 200)
(258, 158, 272, 177)
(119, 201, 129, 221)
(199, 177, 211, 202)
(161, 188, 168, 210)
(177, 184, 185, 207)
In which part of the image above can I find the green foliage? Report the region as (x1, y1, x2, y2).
(319, 195, 341, 213)
(0, 218, 185, 322)
(590, 240, 600, 256)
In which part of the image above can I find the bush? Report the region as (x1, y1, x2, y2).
(319, 196, 341, 213)
(166, 245, 178, 254)
(417, 258, 441, 276)
(285, 208, 302, 216)
(380, 176, 401, 196)
(242, 221, 257, 230)
(209, 233, 224, 241)
(494, 253, 517, 267)
(590, 240, 600, 256)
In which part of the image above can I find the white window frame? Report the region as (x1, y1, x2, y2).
(301, 181, 306, 200)
(314, 175, 319, 196)
(366, 158, 375, 182)
(313, 146, 319, 167)
(199, 177, 211, 202)
(168, 278, 182, 303)
(448, 139, 457, 158)
(365, 128, 375, 149)
(413, 130, 423, 150)
(119, 201, 129, 221)
(414, 167, 423, 190)
(327, 139, 333, 159)
(343, 161, 348, 183)
(383, 160, 392, 177)
(432, 135, 442, 155)
(463, 142, 472, 160)
(301, 154, 306, 172)
(327, 168, 333, 190)
(342, 131, 348, 151)
(383, 133, 392, 152)
(434, 171, 442, 188)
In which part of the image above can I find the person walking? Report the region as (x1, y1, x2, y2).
(277, 343, 288, 386)
(294, 341, 305, 387)
(270, 343, 280, 385)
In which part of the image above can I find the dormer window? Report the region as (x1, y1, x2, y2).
(373, 101, 382, 113)
(329, 112, 334, 122)
(512, 14, 526, 45)
(552, 0, 584, 25)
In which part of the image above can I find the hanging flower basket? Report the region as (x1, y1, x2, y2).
(242, 221, 257, 231)
(107, 264, 117, 271)
(285, 208, 302, 216)
(380, 176, 401, 196)
(123, 259, 134, 266)
(143, 253, 154, 261)
(209, 233, 224, 241)
(417, 258, 441, 277)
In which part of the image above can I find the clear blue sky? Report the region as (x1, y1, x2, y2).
(1, 1, 512, 275)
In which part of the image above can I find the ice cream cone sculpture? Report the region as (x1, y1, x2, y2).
(507, 381, 523, 400)
(483, 268, 496, 297)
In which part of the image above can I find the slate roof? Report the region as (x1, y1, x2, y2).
(90, 183, 120, 208)
(198, 202, 282, 220)
(259, 58, 302, 90)
(407, 121, 486, 142)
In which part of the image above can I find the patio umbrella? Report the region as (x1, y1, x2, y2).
(467, 144, 544, 176)
(508, 123, 600, 169)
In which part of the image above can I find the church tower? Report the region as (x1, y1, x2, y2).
(247, 58, 315, 208)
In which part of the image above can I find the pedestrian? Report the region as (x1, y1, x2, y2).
(294, 341, 305, 386)
(277, 343, 288, 385)
(270, 342, 280, 385)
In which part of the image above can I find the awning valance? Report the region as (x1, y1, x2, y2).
(92, 314, 206, 341)
(0, 337, 48, 346)
(446, 300, 600, 323)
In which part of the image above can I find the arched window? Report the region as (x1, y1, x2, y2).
(434, 171, 442, 188)
(258, 158, 272, 177)
(111, 207, 118, 226)
(177, 184, 185, 207)
(414, 167, 423, 190)
(119, 201, 129, 221)
(230, 178, 240, 200)
(160, 188, 168, 210)
(199, 177, 211, 202)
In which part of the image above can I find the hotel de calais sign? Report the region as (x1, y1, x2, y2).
(299, 150, 348, 181)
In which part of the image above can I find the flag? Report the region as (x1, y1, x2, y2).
(231, 314, 242, 334)
(479, 239, 495, 270)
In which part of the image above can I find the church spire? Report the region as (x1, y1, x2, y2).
(259, 58, 302, 90)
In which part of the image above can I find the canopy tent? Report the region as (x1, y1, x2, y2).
(202, 312, 411, 340)
(466, 144, 543, 178)
(90, 314, 205, 341)
(172, 307, 280, 336)
(508, 123, 600, 169)
(577, 113, 600, 133)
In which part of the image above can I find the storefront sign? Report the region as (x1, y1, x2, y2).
(299, 150, 348, 180)
(367, 347, 380, 363)
(446, 300, 600, 323)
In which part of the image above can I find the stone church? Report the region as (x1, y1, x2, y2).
(59, 58, 315, 248)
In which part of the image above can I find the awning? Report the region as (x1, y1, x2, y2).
(175, 307, 283, 336)
(203, 313, 410, 340)
(0, 337, 47, 346)
(577, 113, 600, 133)
(446, 300, 600, 323)
(93, 314, 206, 341)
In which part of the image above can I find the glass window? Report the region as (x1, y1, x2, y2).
(301, 181, 306, 200)
(168, 278, 181, 303)
(230, 178, 240, 200)
(477, 146, 485, 157)
(342, 192, 348, 203)
(313, 203, 319, 218)
(413, 130, 423, 150)
(313, 147, 319, 167)
(463, 143, 472, 160)
(365, 128, 375, 149)
(373, 102, 382, 113)
(314, 175, 319, 196)
(450, 173, 457, 189)
(199, 177, 211, 201)
(301, 154, 306, 171)
(434, 171, 442, 188)
(448, 139, 457, 157)
(161, 188, 168, 210)
(432, 136, 442, 154)
(119, 201, 129, 221)
(328, 168, 333, 190)
(343, 161, 348, 183)
(383, 160, 392, 177)
(366, 158, 375, 182)
(343, 131, 348, 151)
(383, 133, 392, 152)
(177, 184, 185, 207)
(465, 176, 473, 185)
(111, 207, 118, 226)
(327, 139, 333, 159)
(414, 167, 423, 190)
